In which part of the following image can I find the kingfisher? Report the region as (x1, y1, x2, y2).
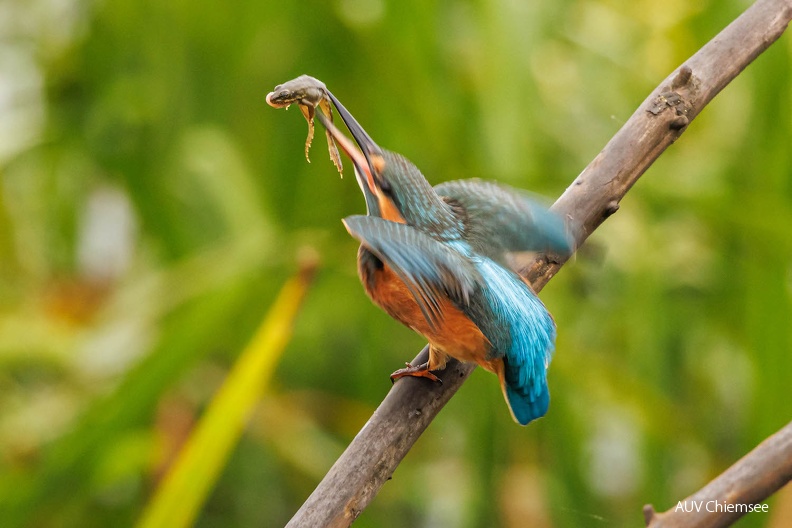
(311, 95, 572, 425)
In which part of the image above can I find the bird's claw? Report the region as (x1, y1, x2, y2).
(390, 362, 442, 384)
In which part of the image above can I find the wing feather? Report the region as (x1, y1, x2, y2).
(435, 179, 573, 261)
(343, 215, 480, 329)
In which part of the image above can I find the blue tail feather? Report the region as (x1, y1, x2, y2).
(472, 258, 556, 425)
(504, 374, 550, 426)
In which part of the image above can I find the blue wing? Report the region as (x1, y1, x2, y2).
(343, 215, 481, 329)
(435, 179, 573, 262)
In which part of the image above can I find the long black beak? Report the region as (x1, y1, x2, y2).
(324, 90, 382, 169)
(315, 91, 391, 200)
(314, 110, 375, 189)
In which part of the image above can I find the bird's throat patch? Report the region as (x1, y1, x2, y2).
(376, 193, 406, 224)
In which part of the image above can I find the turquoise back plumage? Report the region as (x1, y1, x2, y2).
(470, 257, 556, 425)
(438, 238, 555, 425)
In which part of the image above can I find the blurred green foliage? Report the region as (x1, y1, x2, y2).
(1, 0, 791, 527)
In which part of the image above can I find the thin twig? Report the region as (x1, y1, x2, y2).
(286, 1, 792, 526)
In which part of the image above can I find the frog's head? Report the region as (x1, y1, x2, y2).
(266, 75, 327, 108)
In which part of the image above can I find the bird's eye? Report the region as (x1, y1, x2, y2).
(379, 177, 392, 195)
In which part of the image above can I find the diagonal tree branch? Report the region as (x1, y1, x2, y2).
(286, 1, 792, 526)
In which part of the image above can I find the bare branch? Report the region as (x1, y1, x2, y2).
(644, 420, 792, 528)
(286, 1, 792, 526)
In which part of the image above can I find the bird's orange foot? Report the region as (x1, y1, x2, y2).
(390, 362, 442, 384)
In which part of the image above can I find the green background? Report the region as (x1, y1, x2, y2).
(1, 0, 790, 526)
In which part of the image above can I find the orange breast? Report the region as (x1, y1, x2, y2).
(360, 256, 491, 367)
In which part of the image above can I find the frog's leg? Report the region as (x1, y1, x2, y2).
(319, 99, 343, 176)
(299, 103, 316, 163)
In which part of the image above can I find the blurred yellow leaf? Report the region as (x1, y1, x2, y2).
(136, 262, 317, 528)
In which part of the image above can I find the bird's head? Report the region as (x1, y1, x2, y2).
(316, 96, 453, 231)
